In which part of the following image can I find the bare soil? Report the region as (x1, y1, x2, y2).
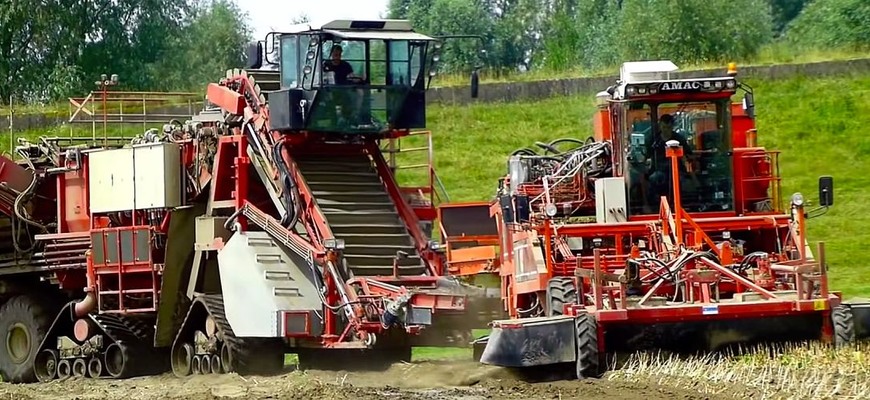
(0, 360, 740, 400)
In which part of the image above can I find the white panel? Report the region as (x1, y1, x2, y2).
(132, 142, 182, 210)
(88, 143, 182, 214)
(217, 231, 322, 338)
(88, 147, 135, 213)
(595, 177, 627, 224)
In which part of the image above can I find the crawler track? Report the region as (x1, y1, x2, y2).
(34, 303, 168, 382)
(170, 294, 284, 377)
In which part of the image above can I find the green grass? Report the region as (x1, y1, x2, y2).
(432, 45, 869, 88)
(393, 73, 870, 298)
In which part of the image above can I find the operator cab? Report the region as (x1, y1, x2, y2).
(244, 20, 443, 136)
(601, 60, 745, 216)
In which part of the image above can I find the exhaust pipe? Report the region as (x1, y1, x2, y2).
(74, 250, 97, 317)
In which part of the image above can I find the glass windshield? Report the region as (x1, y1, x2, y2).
(624, 100, 734, 215)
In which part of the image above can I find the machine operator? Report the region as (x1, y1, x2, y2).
(645, 113, 697, 206)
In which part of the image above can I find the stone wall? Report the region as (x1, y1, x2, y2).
(427, 57, 870, 105)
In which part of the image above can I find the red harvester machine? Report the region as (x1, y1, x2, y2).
(438, 60, 870, 378)
(0, 19, 490, 383)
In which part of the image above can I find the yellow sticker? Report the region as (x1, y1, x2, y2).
(813, 299, 826, 310)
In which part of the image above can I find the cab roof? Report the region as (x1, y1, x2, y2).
(283, 19, 436, 41)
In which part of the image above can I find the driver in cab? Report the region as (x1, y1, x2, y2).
(323, 45, 358, 85)
(646, 113, 697, 205)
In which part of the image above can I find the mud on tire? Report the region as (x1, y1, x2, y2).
(0, 295, 54, 383)
(832, 304, 855, 347)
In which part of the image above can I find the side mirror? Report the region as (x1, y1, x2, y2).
(470, 69, 479, 99)
(245, 41, 263, 69)
(742, 92, 755, 119)
(819, 175, 834, 207)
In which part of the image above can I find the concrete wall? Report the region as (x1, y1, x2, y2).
(427, 57, 870, 106)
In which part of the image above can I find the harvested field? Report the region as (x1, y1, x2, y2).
(0, 360, 730, 400)
(3, 342, 868, 400)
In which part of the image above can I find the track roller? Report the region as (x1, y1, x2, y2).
(72, 358, 87, 377)
(34, 349, 58, 382)
(171, 294, 285, 377)
(57, 359, 71, 379)
(88, 357, 103, 378)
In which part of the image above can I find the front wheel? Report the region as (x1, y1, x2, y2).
(832, 305, 855, 347)
(575, 313, 605, 379)
(0, 295, 54, 383)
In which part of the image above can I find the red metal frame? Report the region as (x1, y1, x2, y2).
(194, 72, 466, 347)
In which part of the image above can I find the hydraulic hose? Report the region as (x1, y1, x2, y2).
(271, 139, 301, 229)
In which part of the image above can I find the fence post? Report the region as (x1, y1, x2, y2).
(8, 95, 13, 159)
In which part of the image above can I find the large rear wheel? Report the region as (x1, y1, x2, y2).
(0, 295, 53, 383)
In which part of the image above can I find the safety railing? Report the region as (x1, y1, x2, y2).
(738, 149, 782, 213)
(381, 130, 450, 217)
(68, 90, 203, 144)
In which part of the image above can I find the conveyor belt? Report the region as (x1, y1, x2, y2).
(295, 155, 426, 277)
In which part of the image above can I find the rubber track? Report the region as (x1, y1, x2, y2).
(88, 313, 164, 378)
(195, 294, 284, 375)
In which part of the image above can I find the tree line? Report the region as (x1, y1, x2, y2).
(387, 0, 870, 75)
(1, 0, 867, 105)
(0, 0, 251, 105)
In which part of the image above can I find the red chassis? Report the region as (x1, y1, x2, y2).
(195, 72, 469, 348)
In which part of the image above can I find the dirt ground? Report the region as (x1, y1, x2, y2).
(0, 360, 739, 400)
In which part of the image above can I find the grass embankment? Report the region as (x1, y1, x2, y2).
(394, 73, 870, 298)
(432, 45, 868, 87)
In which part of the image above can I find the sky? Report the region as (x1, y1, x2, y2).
(237, 0, 391, 40)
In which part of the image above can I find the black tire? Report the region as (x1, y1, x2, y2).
(546, 277, 578, 317)
(0, 295, 53, 383)
(832, 305, 855, 347)
(575, 313, 604, 379)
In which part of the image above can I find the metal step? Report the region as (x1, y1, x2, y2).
(303, 171, 382, 183)
(344, 244, 417, 257)
(344, 253, 423, 268)
(330, 224, 409, 236)
(339, 233, 414, 246)
(306, 181, 385, 193)
(296, 155, 425, 277)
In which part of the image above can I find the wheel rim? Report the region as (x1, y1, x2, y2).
(88, 357, 103, 378)
(6, 322, 31, 364)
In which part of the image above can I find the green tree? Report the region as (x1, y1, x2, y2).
(785, 0, 870, 50)
(155, 0, 253, 91)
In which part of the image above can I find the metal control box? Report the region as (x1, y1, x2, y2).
(88, 142, 183, 213)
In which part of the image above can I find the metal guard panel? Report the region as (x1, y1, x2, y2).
(479, 316, 576, 368)
(217, 231, 322, 338)
(847, 300, 870, 340)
